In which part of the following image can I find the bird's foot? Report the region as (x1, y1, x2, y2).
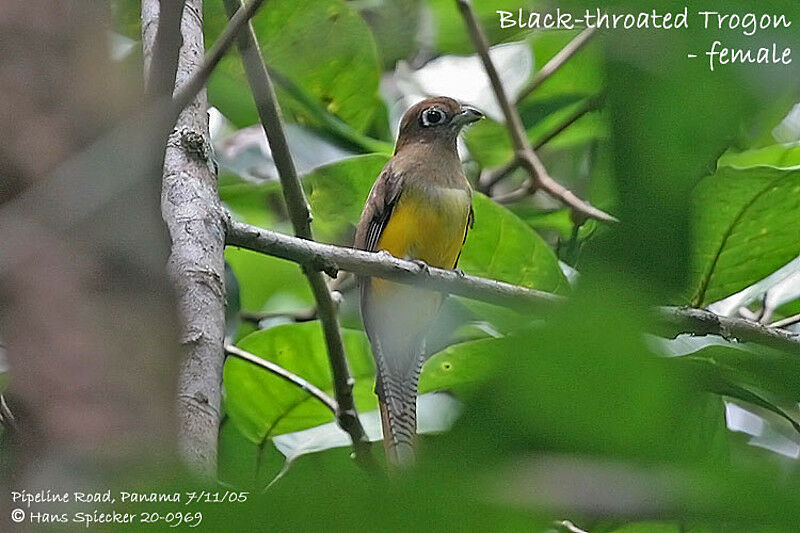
(453, 268, 466, 278)
(411, 259, 431, 273)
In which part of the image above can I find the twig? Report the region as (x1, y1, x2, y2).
(224, 345, 338, 413)
(0, 395, 16, 433)
(770, 312, 800, 329)
(222, 0, 371, 464)
(227, 220, 800, 351)
(144, 1, 186, 99)
(171, 0, 267, 117)
(655, 306, 800, 353)
(515, 27, 597, 105)
(226, 219, 562, 312)
(240, 308, 318, 324)
(455, 0, 615, 224)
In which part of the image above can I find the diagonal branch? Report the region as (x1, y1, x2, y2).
(226, 220, 800, 352)
(171, 0, 267, 118)
(221, 0, 371, 465)
(455, 0, 615, 224)
(515, 27, 597, 105)
(479, 97, 601, 194)
(225, 345, 338, 414)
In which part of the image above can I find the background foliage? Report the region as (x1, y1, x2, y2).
(112, 0, 800, 530)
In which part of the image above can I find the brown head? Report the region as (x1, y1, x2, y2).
(394, 97, 484, 154)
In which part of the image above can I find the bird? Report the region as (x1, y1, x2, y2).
(354, 96, 483, 466)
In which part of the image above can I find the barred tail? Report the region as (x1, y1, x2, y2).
(377, 375, 418, 467)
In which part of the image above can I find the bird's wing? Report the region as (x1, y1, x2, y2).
(354, 165, 404, 252)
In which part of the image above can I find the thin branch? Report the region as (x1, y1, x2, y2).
(770, 312, 800, 329)
(226, 219, 562, 312)
(226, 220, 800, 352)
(455, 0, 616, 224)
(479, 97, 601, 195)
(145, 1, 186, 99)
(655, 306, 800, 353)
(0, 395, 16, 433)
(515, 27, 597, 105)
(171, 0, 267, 117)
(224, 345, 338, 413)
(222, 0, 371, 464)
(241, 308, 318, 324)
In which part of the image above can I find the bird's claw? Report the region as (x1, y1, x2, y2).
(453, 268, 466, 278)
(411, 259, 430, 273)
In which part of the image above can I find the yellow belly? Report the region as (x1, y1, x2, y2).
(367, 188, 470, 347)
(376, 189, 470, 268)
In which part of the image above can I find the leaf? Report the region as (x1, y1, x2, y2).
(224, 322, 376, 442)
(718, 143, 800, 170)
(224, 322, 484, 444)
(689, 166, 800, 305)
(304, 154, 389, 243)
(225, 247, 313, 314)
(206, 0, 383, 131)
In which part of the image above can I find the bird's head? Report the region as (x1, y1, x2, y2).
(395, 97, 484, 153)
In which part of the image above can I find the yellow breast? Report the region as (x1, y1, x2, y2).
(377, 187, 470, 269)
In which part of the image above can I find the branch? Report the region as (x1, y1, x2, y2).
(144, 1, 185, 99)
(227, 220, 800, 351)
(479, 97, 601, 195)
(222, 0, 371, 464)
(515, 27, 597, 105)
(171, 0, 267, 117)
(655, 306, 800, 353)
(143, 0, 228, 476)
(770, 312, 800, 329)
(241, 308, 318, 324)
(455, 0, 615, 224)
(224, 345, 338, 414)
(226, 220, 561, 312)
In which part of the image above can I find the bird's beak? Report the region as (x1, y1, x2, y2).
(453, 105, 484, 127)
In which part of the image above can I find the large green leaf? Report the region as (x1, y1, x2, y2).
(689, 166, 800, 305)
(206, 0, 382, 130)
(224, 322, 376, 442)
(224, 322, 489, 443)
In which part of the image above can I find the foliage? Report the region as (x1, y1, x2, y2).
(116, 0, 800, 530)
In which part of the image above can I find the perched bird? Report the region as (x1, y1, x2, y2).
(355, 97, 483, 466)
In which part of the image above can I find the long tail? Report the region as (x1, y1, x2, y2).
(374, 344, 423, 467)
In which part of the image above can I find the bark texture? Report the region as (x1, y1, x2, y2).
(142, 0, 228, 476)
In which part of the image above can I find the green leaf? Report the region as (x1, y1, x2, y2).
(304, 154, 390, 243)
(463, 195, 568, 293)
(224, 322, 490, 444)
(224, 322, 376, 442)
(206, 0, 383, 131)
(689, 166, 800, 305)
(225, 247, 312, 314)
(718, 144, 800, 170)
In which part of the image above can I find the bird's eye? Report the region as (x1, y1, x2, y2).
(421, 108, 444, 127)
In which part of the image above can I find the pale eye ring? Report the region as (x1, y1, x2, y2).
(421, 108, 444, 126)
